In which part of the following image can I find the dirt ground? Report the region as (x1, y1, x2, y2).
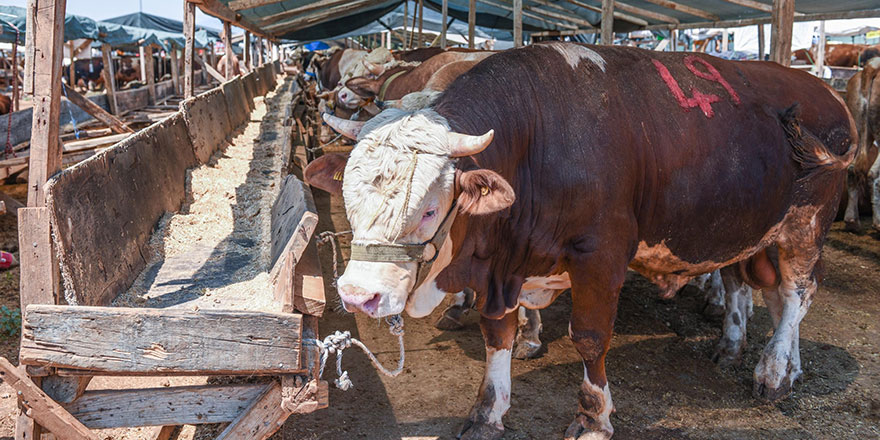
(0, 125, 878, 438)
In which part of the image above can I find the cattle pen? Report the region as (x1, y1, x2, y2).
(2, 1, 880, 440)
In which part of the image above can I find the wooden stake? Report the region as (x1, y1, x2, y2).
(769, 0, 795, 66)
(815, 21, 826, 75)
(468, 0, 475, 49)
(244, 31, 251, 70)
(143, 45, 156, 104)
(441, 0, 448, 49)
(418, 0, 424, 48)
(100, 44, 117, 115)
(722, 28, 729, 52)
(403, 1, 408, 51)
(513, 0, 522, 47)
(601, 0, 615, 45)
(183, 1, 196, 98)
(757, 23, 765, 60)
(67, 41, 75, 89)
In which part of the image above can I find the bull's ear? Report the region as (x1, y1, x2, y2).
(344, 76, 380, 99)
(304, 153, 349, 195)
(457, 169, 515, 215)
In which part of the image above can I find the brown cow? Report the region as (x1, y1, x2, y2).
(0, 94, 11, 115)
(307, 42, 855, 439)
(845, 57, 880, 231)
(825, 43, 867, 67)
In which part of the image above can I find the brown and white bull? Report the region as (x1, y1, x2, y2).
(844, 57, 880, 231)
(306, 42, 855, 439)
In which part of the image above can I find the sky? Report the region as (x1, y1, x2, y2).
(1, 0, 226, 31)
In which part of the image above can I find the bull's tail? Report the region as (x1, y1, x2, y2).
(779, 103, 856, 175)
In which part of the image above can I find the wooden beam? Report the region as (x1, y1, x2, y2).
(769, 0, 794, 66)
(193, 0, 270, 39)
(480, 0, 578, 31)
(757, 23, 765, 60)
(20, 305, 304, 375)
(601, 0, 614, 45)
(196, 54, 227, 83)
(270, 176, 319, 314)
(408, 5, 418, 49)
(257, 0, 352, 25)
(513, 0, 522, 47)
(183, 2, 196, 98)
(71, 39, 92, 59)
(418, 0, 424, 48)
(263, 0, 389, 33)
(0, 358, 99, 440)
(517, 0, 595, 28)
(643, 9, 880, 31)
(441, 0, 448, 49)
(468, 0, 475, 49)
(61, 84, 134, 135)
(63, 384, 270, 429)
(99, 44, 118, 115)
(639, 0, 718, 20)
(244, 31, 251, 70)
(228, 0, 285, 11)
(611, 1, 679, 24)
(26, 0, 65, 207)
(215, 381, 289, 440)
(67, 41, 75, 89)
(814, 20, 825, 75)
(566, 0, 648, 27)
(720, 0, 803, 16)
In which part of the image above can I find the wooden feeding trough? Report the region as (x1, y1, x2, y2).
(9, 62, 329, 439)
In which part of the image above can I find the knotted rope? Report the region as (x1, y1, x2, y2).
(306, 314, 405, 391)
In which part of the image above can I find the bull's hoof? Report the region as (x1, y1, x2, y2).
(513, 339, 542, 360)
(844, 220, 861, 233)
(753, 379, 793, 402)
(711, 338, 744, 367)
(564, 419, 613, 440)
(457, 419, 504, 440)
(701, 301, 726, 320)
(435, 306, 468, 331)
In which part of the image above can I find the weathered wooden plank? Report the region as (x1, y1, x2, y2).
(47, 112, 197, 306)
(0, 358, 99, 440)
(196, 55, 226, 83)
(270, 177, 319, 314)
(17, 208, 57, 308)
(169, 48, 180, 95)
(100, 44, 118, 115)
(184, 1, 196, 98)
(143, 45, 156, 104)
(114, 87, 151, 114)
(215, 381, 288, 440)
(223, 21, 234, 80)
(180, 87, 232, 164)
(770, 0, 795, 67)
(63, 383, 270, 429)
(61, 84, 133, 134)
(20, 305, 303, 374)
(601, 0, 614, 45)
(293, 238, 325, 316)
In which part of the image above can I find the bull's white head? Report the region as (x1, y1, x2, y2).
(305, 109, 515, 318)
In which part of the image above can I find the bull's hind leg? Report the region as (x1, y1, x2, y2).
(435, 289, 474, 330)
(753, 210, 827, 401)
(872, 175, 880, 231)
(513, 307, 543, 359)
(458, 311, 518, 440)
(565, 255, 628, 440)
(712, 266, 753, 366)
(700, 270, 726, 319)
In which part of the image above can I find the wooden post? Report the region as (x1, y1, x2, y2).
(139, 46, 147, 82)
(209, 44, 217, 72)
(403, 1, 408, 51)
(769, 0, 794, 66)
(100, 44, 117, 115)
(67, 41, 75, 89)
(223, 21, 233, 79)
(601, 0, 615, 45)
(418, 0, 424, 48)
(143, 45, 156, 104)
(513, 0, 522, 48)
(441, 0, 448, 49)
(183, 1, 195, 98)
(468, 0, 475, 49)
(815, 21, 826, 76)
(670, 29, 677, 51)
(722, 28, 729, 52)
(25, 0, 65, 208)
(169, 48, 180, 95)
(757, 23, 765, 60)
(244, 31, 251, 71)
(61, 84, 133, 134)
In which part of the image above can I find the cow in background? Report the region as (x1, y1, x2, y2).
(0, 94, 11, 115)
(845, 57, 880, 231)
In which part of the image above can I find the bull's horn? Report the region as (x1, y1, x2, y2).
(323, 113, 366, 140)
(363, 59, 384, 76)
(448, 130, 494, 157)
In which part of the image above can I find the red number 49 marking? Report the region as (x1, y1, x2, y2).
(652, 55, 740, 119)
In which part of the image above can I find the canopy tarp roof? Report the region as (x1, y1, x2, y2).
(102, 12, 222, 41)
(198, 0, 880, 42)
(95, 21, 213, 51)
(0, 5, 99, 43)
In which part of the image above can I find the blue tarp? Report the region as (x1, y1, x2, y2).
(0, 5, 99, 43)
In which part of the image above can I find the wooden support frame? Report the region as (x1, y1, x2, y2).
(263, 0, 389, 33)
(769, 0, 794, 66)
(441, 0, 448, 48)
(169, 47, 180, 95)
(418, 0, 424, 48)
(100, 44, 118, 115)
(143, 45, 156, 104)
(601, 0, 614, 45)
(757, 23, 765, 60)
(468, 0, 476, 49)
(814, 21, 826, 75)
(513, 0, 522, 47)
(196, 55, 227, 83)
(566, 0, 648, 27)
(223, 21, 234, 80)
(639, 0, 718, 21)
(244, 31, 251, 70)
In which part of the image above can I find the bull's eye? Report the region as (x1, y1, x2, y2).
(423, 209, 437, 219)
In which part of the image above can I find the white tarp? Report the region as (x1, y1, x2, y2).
(733, 18, 880, 54)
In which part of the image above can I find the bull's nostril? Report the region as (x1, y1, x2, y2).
(363, 294, 381, 312)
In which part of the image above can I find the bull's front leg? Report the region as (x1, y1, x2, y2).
(458, 311, 518, 440)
